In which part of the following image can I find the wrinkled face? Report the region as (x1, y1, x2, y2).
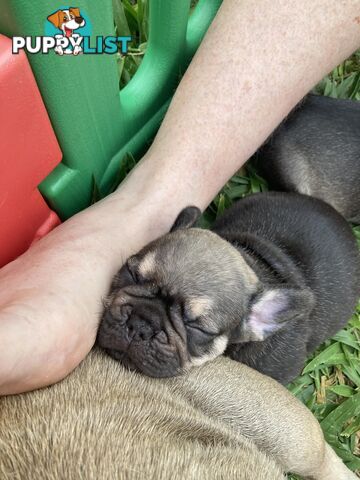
(97, 228, 258, 377)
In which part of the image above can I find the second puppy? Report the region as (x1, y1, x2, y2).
(98, 193, 360, 384)
(256, 94, 360, 223)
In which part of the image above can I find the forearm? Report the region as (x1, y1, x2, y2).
(122, 0, 360, 218)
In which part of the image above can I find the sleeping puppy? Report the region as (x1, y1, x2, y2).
(97, 192, 360, 384)
(255, 94, 360, 223)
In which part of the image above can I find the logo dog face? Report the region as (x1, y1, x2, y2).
(47, 8, 85, 37)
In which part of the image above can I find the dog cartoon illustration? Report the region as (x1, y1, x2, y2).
(47, 8, 86, 55)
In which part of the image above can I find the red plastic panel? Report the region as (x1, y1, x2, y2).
(0, 35, 62, 268)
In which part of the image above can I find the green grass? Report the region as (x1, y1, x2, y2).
(112, 0, 148, 88)
(111, 3, 360, 476)
(112, 0, 198, 88)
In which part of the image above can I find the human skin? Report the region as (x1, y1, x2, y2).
(0, 0, 359, 395)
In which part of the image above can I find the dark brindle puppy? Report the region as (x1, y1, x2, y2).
(98, 193, 360, 384)
(255, 94, 360, 223)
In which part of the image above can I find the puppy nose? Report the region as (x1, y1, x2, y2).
(75, 16, 83, 24)
(127, 317, 153, 342)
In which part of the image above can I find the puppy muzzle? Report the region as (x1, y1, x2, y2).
(97, 288, 189, 377)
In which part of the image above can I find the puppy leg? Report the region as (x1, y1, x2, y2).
(164, 356, 356, 479)
(227, 333, 308, 386)
(312, 443, 357, 480)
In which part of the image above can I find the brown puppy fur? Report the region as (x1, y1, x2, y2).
(0, 349, 355, 479)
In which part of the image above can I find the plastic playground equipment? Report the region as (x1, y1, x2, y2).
(0, 0, 222, 267)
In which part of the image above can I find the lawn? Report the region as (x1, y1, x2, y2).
(113, 1, 360, 476)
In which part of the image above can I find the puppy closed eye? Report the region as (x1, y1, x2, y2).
(182, 306, 218, 344)
(125, 262, 144, 284)
(185, 322, 218, 342)
(186, 325, 218, 355)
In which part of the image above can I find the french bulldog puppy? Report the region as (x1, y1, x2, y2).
(97, 192, 360, 384)
(0, 349, 356, 480)
(255, 94, 360, 223)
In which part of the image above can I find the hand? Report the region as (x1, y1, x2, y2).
(0, 180, 176, 395)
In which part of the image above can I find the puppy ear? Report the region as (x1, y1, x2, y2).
(69, 7, 81, 17)
(170, 206, 201, 232)
(229, 287, 315, 343)
(47, 10, 63, 28)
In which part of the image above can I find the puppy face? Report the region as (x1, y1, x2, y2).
(98, 208, 259, 377)
(98, 206, 315, 378)
(47, 8, 85, 35)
